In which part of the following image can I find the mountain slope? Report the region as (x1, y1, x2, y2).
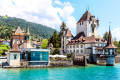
(0, 15, 56, 39)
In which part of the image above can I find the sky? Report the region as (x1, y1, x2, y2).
(0, 0, 120, 40)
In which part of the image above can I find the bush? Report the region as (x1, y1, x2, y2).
(67, 53, 71, 58)
(52, 58, 56, 61)
(68, 58, 72, 61)
(0, 44, 10, 56)
(52, 48, 59, 55)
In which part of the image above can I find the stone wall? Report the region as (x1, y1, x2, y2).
(50, 61, 73, 66)
(115, 56, 120, 63)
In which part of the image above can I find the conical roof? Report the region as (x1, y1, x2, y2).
(66, 29, 73, 37)
(26, 24, 30, 36)
(10, 41, 21, 52)
(77, 11, 92, 23)
(105, 27, 117, 49)
(15, 26, 22, 33)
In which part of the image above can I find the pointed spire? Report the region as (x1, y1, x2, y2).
(10, 41, 20, 52)
(26, 23, 30, 36)
(109, 22, 111, 32)
(105, 23, 117, 49)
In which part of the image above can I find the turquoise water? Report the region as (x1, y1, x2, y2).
(0, 64, 120, 80)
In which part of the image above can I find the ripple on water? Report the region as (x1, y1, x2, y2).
(0, 64, 120, 80)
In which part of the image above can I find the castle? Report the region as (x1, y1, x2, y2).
(61, 10, 117, 66)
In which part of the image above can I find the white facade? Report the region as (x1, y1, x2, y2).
(7, 53, 20, 67)
(67, 44, 91, 55)
(61, 31, 73, 54)
(76, 21, 99, 37)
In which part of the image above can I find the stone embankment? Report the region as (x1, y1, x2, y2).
(115, 55, 120, 63)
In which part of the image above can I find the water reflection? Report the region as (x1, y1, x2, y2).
(0, 64, 120, 80)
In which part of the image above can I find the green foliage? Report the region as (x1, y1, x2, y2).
(103, 31, 108, 41)
(0, 26, 12, 40)
(59, 22, 66, 38)
(49, 30, 60, 48)
(30, 36, 34, 41)
(68, 58, 72, 61)
(52, 48, 59, 55)
(114, 41, 120, 54)
(67, 53, 71, 58)
(0, 16, 56, 39)
(0, 45, 10, 56)
(52, 58, 56, 61)
(114, 41, 119, 47)
(41, 39, 48, 49)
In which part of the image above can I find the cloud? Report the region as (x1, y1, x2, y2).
(56, 5, 76, 29)
(0, 0, 76, 31)
(54, 0, 71, 6)
(112, 27, 120, 41)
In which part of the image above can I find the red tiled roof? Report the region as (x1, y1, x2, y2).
(77, 11, 93, 23)
(68, 36, 106, 45)
(73, 32, 85, 40)
(10, 41, 21, 52)
(66, 29, 73, 37)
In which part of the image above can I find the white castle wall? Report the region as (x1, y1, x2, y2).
(76, 21, 99, 37)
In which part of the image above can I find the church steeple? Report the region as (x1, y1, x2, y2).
(105, 24, 117, 49)
(26, 23, 30, 36)
(24, 23, 30, 40)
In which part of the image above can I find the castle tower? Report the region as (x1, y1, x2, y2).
(19, 23, 33, 49)
(105, 26, 117, 66)
(8, 41, 21, 67)
(24, 23, 30, 41)
(61, 28, 73, 54)
(76, 10, 99, 37)
(10, 25, 25, 48)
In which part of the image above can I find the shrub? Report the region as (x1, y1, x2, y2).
(52, 48, 59, 55)
(68, 58, 72, 61)
(67, 53, 71, 58)
(52, 58, 56, 61)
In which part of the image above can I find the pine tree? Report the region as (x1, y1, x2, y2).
(59, 22, 66, 38)
(49, 30, 60, 48)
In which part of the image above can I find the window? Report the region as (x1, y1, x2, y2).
(77, 45, 79, 48)
(73, 45, 75, 48)
(70, 45, 72, 48)
(67, 50, 69, 53)
(81, 50, 83, 53)
(81, 45, 83, 48)
(33, 52, 35, 56)
(67, 46, 69, 48)
(76, 50, 79, 54)
(14, 54, 17, 59)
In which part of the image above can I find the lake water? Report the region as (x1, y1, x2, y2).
(0, 64, 120, 80)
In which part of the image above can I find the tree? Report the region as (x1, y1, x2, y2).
(114, 41, 119, 47)
(59, 22, 67, 38)
(52, 48, 59, 55)
(49, 30, 60, 48)
(103, 31, 108, 41)
(41, 39, 48, 49)
(0, 45, 10, 56)
(30, 36, 34, 41)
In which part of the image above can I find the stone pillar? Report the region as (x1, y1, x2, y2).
(106, 55, 115, 66)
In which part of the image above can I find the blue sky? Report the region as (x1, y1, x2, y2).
(57, 0, 120, 40)
(0, 0, 120, 40)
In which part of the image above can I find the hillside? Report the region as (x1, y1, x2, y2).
(0, 15, 56, 39)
